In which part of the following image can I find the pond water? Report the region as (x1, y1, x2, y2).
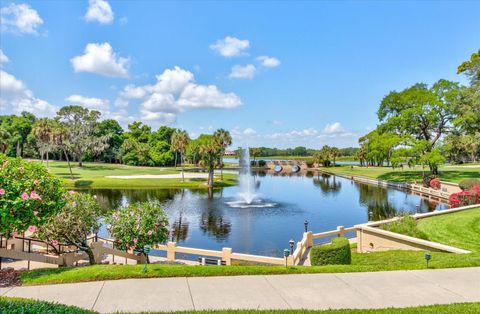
(84, 171, 447, 257)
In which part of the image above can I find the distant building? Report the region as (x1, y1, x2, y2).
(225, 150, 236, 156)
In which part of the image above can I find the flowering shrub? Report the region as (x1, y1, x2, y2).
(449, 184, 480, 208)
(429, 178, 441, 190)
(35, 192, 102, 265)
(0, 154, 66, 238)
(106, 201, 169, 255)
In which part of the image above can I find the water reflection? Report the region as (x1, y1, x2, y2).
(81, 172, 448, 256)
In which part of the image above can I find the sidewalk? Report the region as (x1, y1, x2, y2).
(1, 267, 479, 313)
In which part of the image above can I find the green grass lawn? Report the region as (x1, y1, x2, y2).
(39, 160, 237, 189)
(320, 164, 480, 184)
(1, 298, 479, 314)
(21, 207, 480, 286)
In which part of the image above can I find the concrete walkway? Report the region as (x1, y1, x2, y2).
(1, 267, 479, 313)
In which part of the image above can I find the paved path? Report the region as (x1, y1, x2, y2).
(1, 267, 479, 313)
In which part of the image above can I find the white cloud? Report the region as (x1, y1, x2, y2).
(0, 50, 9, 63)
(257, 56, 280, 67)
(243, 128, 257, 136)
(71, 42, 129, 78)
(0, 70, 57, 116)
(115, 66, 241, 124)
(229, 64, 256, 79)
(0, 3, 43, 34)
(210, 36, 249, 57)
(322, 122, 345, 134)
(85, 0, 113, 24)
(65, 94, 110, 111)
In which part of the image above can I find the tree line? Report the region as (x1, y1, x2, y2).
(247, 146, 358, 158)
(0, 105, 232, 187)
(356, 49, 480, 174)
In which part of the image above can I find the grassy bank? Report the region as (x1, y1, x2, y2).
(39, 161, 237, 189)
(21, 207, 480, 286)
(320, 164, 480, 183)
(1, 297, 479, 314)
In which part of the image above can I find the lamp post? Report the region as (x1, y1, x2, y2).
(425, 253, 431, 268)
(283, 249, 290, 267)
(289, 239, 294, 256)
(142, 245, 151, 273)
(304, 220, 309, 232)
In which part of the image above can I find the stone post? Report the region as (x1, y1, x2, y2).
(222, 247, 232, 265)
(304, 231, 314, 248)
(356, 228, 362, 253)
(337, 226, 345, 237)
(167, 242, 177, 261)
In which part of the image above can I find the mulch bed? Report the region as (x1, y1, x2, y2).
(0, 268, 23, 287)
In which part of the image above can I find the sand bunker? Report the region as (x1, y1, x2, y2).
(106, 173, 209, 179)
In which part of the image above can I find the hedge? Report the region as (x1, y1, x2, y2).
(0, 297, 95, 314)
(310, 237, 351, 266)
(459, 178, 480, 191)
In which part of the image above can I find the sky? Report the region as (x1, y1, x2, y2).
(0, 0, 479, 149)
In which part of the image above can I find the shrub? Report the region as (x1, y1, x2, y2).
(106, 201, 169, 255)
(0, 155, 66, 238)
(257, 160, 267, 167)
(422, 174, 436, 188)
(380, 215, 429, 240)
(0, 297, 95, 314)
(36, 192, 103, 265)
(449, 184, 480, 208)
(310, 237, 351, 266)
(459, 178, 480, 191)
(430, 178, 441, 190)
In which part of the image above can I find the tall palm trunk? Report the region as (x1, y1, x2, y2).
(220, 156, 224, 181)
(208, 167, 214, 187)
(181, 155, 185, 182)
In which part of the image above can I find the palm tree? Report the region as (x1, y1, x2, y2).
(198, 139, 222, 187)
(53, 123, 75, 180)
(250, 148, 258, 166)
(0, 127, 10, 153)
(171, 130, 190, 182)
(32, 118, 57, 167)
(213, 129, 232, 180)
(330, 147, 340, 166)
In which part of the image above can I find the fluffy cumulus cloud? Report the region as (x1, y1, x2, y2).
(65, 94, 110, 111)
(0, 3, 43, 34)
(0, 50, 9, 63)
(257, 56, 280, 67)
(0, 70, 57, 116)
(210, 36, 249, 57)
(71, 42, 129, 78)
(115, 66, 241, 124)
(322, 122, 345, 134)
(229, 64, 256, 79)
(85, 0, 114, 24)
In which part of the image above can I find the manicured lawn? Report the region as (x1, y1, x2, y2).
(1, 297, 479, 314)
(320, 164, 480, 183)
(37, 161, 237, 189)
(418, 207, 480, 252)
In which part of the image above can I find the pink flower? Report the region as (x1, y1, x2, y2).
(51, 240, 59, 246)
(30, 191, 41, 200)
(27, 225, 36, 233)
(69, 190, 76, 195)
(0, 189, 5, 195)
(148, 230, 153, 236)
(33, 211, 38, 216)
(12, 232, 18, 238)
(21, 193, 29, 200)
(133, 238, 138, 244)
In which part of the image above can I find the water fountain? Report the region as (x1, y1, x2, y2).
(226, 147, 277, 208)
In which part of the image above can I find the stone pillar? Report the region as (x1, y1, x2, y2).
(337, 226, 345, 237)
(167, 242, 177, 261)
(356, 228, 362, 253)
(222, 247, 232, 265)
(304, 231, 314, 248)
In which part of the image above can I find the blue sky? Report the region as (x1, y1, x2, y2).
(1, 1, 479, 148)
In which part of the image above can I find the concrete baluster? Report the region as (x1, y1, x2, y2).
(222, 247, 232, 265)
(167, 242, 177, 261)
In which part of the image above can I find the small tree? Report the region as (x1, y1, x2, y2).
(106, 201, 169, 260)
(36, 192, 103, 265)
(171, 130, 190, 181)
(0, 154, 65, 238)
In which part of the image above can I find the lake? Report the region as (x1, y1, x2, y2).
(85, 171, 447, 257)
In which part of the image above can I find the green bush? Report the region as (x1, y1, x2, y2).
(380, 215, 429, 240)
(0, 297, 95, 314)
(310, 237, 351, 266)
(459, 178, 480, 191)
(257, 160, 267, 167)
